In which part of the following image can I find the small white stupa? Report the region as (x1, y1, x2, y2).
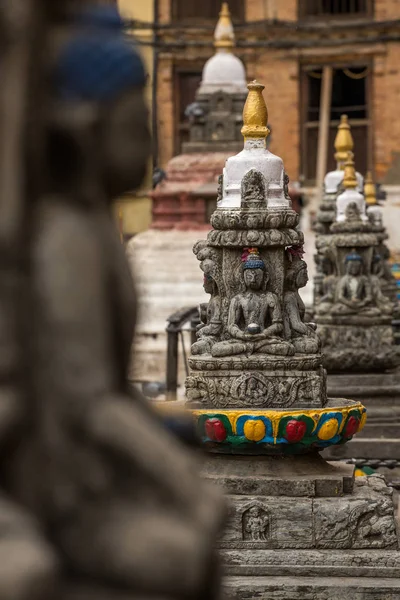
(336, 153, 368, 222)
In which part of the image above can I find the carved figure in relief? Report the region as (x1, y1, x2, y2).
(331, 252, 381, 317)
(370, 254, 394, 316)
(241, 169, 266, 210)
(216, 174, 223, 203)
(243, 506, 269, 541)
(345, 201, 361, 222)
(315, 254, 338, 316)
(283, 249, 320, 354)
(211, 249, 294, 358)
(192, 274, 222, 355)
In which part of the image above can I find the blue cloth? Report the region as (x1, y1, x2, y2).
(53, 5, 146, 102)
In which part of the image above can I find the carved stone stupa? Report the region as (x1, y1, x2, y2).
(184, 82, 400, 598)
(315, 155, 398, 371)
(315, 154, 400, 463)
(313, 115, 363, 304)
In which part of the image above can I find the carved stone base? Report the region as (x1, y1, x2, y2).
(201, 454, 400, 598)
(323, 370, 400, 461)
(186, 354, 326, 409)
(317, 322, 400, 372)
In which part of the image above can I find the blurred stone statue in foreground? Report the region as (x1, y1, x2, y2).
(0, 3, 224, 599)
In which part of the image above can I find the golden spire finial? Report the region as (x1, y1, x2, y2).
(214, 3, 235, 50)
(241, 80, 270, 141)
(342, 151, 357, 189)
(364, 170, 377, 205)
(334, 114, 354, 165)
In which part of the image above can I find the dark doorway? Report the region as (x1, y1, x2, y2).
(174, 69, 202, 154)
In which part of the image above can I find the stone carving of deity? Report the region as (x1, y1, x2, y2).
(283, 251, 320, 354)
(211, 249, 294, 357)
(370, 254, 394, 315)
(315, 254, 338, 316)
(331, 252, 381, 317)
(192, 274, 222, 355)
(243, 506, 269, 541)
(241, 169, 266, 210)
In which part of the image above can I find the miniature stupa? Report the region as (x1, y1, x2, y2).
(183, 81, 400, 598)
(127, 3, 248, 384)
(313, 115, 363, 304)
(314, 153, 400, 463)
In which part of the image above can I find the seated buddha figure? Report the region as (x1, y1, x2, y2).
(192, 273, 222, 355)
(283, 252, 320, 354)
(370, 254, 394, 316)
(315, 254, 338, 316)
(331, 252, 381, 317)
(211, 249, 294, 357)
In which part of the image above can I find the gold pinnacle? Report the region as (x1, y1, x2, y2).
(214, 3, 235, 50)
(364, 170, 377, 205)
(342, 152, 358, 189)
(334, 115, 354, 165)
(241, 81, 270, 141)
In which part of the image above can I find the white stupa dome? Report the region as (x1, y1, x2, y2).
(199, 51, 247, 95)
(198, 3, 247, 96)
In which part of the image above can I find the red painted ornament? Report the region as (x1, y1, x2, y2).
(344, 416, 359, 438)
(285, 419, 307, 443)
(205, 418, 227, 442)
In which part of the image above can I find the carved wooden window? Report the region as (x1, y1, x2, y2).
(300, 64, 372, 183)
(172, 0, 244, 22)
(300, 0, 373, 18)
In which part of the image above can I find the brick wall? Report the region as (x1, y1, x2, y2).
(246, 0, 297, 20)
(155, 0, 400, 183)
(374, 42, 400, 181)
(375, 0, 400, 20)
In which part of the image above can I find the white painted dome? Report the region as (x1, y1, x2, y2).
(324, 169, 364, 194)
(336, 188, 368, 222)
(199, 50, 247, 95)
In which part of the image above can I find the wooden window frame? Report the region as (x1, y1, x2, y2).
(299, 59, 374, 185)
(298, 0, 374, 20)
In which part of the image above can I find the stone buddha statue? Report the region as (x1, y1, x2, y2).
(331, 252, 381, 317)
(211, 248, 294, 357)
(315, 254, 338, 316)
(192, 274, 222, 355)
(283, 252, 320, 354)
(371, 254, 394, 315)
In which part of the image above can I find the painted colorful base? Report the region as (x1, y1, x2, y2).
(192, 402, 366, 454)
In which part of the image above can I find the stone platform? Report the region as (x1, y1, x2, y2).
(324, 370, 400, 461)
(222, 575, 400, 599)
(201, 454, 400, 598)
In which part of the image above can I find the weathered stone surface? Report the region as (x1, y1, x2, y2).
(209, 455, 398, 551)
(222, 576, 400, 600)
(202, 454, 354, 498)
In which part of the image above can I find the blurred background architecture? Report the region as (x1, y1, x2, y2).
(116, 0, 400, 386)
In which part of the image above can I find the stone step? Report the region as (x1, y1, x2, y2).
(223, 575, 400, 600)
(324, 437, 400, 460)
(221, 549, 400, 578)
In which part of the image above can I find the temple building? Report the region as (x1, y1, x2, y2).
(148, 0, 400, 258)
(127, 4, 249, 383)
